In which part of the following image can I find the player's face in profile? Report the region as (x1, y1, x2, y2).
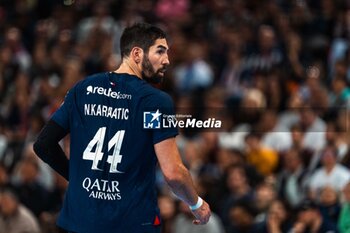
(141, 38, 169, 80)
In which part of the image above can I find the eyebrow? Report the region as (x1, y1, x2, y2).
(156, 45, 168, 51)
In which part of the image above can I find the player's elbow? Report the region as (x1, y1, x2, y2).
(164, 173, 184, 185)
(33, 138, 42, 157)
(33, 137, 49, 163)
(163, 164, 188, 186)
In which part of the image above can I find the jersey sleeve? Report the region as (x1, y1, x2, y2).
(51, 86, 76, 131)
(143, 91, 179, 144)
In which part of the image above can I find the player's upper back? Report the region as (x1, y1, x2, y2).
(69, 72, 171, 127)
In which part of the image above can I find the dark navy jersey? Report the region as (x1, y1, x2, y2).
(51, 72, 178, 233)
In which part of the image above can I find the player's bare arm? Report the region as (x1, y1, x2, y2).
(154, 137, 211, 225)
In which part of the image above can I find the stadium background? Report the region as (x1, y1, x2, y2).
(0, 0, 350, 232)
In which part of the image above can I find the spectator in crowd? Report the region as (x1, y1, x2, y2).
(317, 186, 341, 227)
(219, 165, 254, 227)
(288, 124, 315, 170)
(338, 182, 350, 233)
(238, 88, 266, 126)
(278, 148, 309, 208)
(225, 200, 260, 233)
(219, 45, 245, 98)
(2, 27, 31, 72)
(277, 92, 304, 131)
(244, 132, 279, 176)
(217, 148, 264, 188)
(243, 25, 283, 78)
(298, 104, 327, 153)
(291, 199, 339, 233)
(2, 72, 32, 172)
(324, 121, 349, 165)
(253, 183, 278, 224)
(0, 188, 41, 233)
(308, 144, 350, 200)
(329, 74, 350, 108)
(173, 40, 214, 94)
(12, 156, 49, 217)
(256, 110, 292, 152)
(257, 199, 293, 233)
(76, 2, 120, 50)
(285, 31, 307, 82)
(19, 143, 54, 191)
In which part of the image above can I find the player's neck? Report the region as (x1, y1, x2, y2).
(114, 59, 142, 79)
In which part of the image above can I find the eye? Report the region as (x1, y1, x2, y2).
(157, 49, 166, 55)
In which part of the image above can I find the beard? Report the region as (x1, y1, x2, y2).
(141, 54, 165, 84)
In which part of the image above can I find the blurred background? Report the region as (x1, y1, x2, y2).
(0, 0, 350, 232)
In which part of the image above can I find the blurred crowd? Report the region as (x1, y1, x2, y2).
(0, 0, 350, 232)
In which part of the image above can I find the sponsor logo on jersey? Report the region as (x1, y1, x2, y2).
(86, 85, 132, 100)
(143, 110, 162, 129)
(82, 177, 122, 201)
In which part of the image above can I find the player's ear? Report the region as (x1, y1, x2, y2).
(130, 47, 143, 64)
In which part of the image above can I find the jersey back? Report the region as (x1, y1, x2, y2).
(51, 72, 178, 233)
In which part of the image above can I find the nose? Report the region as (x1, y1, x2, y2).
(162, 54, 170, 66)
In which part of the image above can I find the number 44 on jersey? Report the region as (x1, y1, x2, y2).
(83, 127, 125, 173)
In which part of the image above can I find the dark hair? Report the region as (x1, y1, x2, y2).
(120, 23, 167, 58)
(230, 199, 257, 217)
(0, 186, 19, 202)
(297, 199, 318, 212)
(322, 142, 338, 158)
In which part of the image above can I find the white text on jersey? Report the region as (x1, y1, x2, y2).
(84, 104, 129, 120)
(82, 177, 122, 201)
(86, 85, 132, 100)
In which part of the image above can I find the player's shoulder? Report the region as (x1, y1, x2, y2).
(138, 84, 173, 106)
(140, 83, 173, 104)
(79, 72, 107, 86)
(70, 72, 107, 92)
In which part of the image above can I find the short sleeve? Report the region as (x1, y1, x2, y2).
(142, 91, 179, 144)
(51, 86, 76, 131)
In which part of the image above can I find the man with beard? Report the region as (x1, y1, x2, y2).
(33, 23, 211, 233)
